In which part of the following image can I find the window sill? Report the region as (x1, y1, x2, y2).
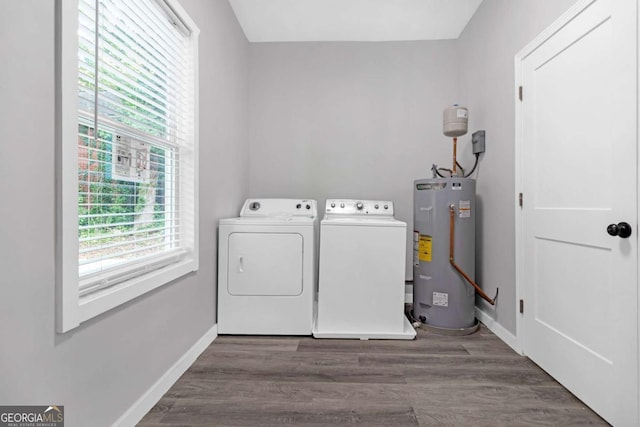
(77, 256, 198, 325)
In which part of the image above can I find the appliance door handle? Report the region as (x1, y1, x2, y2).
(238, 256, 244, 273)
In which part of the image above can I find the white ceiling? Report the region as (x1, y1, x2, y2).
(229, 0, 483, 43)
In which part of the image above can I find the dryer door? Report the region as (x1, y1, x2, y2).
(228, 232, 303, 296)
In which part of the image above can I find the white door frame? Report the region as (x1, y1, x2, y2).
(514, 0, 640, 384)
(513, 0, 596, 357)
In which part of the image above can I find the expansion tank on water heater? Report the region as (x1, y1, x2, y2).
(413, 177, 476, 330)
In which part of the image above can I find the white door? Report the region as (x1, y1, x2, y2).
(517, 0, 638, 425)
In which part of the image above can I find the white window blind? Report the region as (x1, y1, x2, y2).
(77, 0, 196, 295)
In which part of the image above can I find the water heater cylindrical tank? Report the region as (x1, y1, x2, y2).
(413, 177, 476, 330)
(443, 105, 468, 137)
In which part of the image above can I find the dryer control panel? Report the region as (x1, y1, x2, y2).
(325, 199, 394, 216)
(241, 199, 317, 217)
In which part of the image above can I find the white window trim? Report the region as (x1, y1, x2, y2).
(55, 0, 200, 333)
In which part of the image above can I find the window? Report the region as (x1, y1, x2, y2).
(56, 0, 199, 332)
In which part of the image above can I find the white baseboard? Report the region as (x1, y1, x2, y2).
(114, 323, 218, 427)
(475, 308, 522, 355)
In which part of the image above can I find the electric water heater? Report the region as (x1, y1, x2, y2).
(413, 177, 476, 332)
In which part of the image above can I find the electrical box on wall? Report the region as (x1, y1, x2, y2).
(112, 135, 150, 183)
(472, 130, 486, 154)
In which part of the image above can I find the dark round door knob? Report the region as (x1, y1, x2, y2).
(607, 222, 632, 238)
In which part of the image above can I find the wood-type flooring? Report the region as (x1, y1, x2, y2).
(138, 324, 608, 426)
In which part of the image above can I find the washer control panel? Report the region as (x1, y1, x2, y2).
(241, 199, 317, 217)
(325, 199, 394, 216)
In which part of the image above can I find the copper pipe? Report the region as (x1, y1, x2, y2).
(449, 204, 495, 305)
(452, 137, 458, 175)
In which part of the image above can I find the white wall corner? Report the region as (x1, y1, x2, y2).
(113, 324, 218, 427)
(475, 307, 522, 355)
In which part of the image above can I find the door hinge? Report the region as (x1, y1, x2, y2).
(519, 299, 524, 314)
(518, 86, 523, 101)
(519, 193, 523, 207)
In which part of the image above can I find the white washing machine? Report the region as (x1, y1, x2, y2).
(217, 198, 318, 335)
(313, 199, 416, 340)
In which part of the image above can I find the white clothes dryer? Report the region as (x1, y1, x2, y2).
(218, 199, 318, 335)
(313, 199, 415, 340)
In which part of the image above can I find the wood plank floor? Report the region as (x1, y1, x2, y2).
(138, 325, 608, 426)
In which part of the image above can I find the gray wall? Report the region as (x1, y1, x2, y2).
(247, 1, 580, 333)
(457, 0, 577, 333)
(0, 0, 249, 426)
(248, 41, 460, 277)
